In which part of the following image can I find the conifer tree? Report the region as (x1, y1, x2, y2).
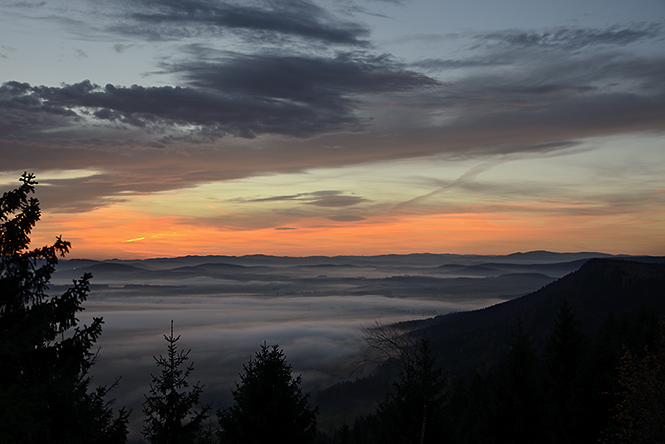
(603, 319, 665, 444)
(490, 314, 544, 444)
(0, 172, 129, 444)
(217, 343, 318, 444)
(542, 299, 591, 443)
(142, 321, 210, 444)
(374, 338, 447, 444)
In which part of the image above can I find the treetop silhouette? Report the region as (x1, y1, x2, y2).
(0, 172, 128, 444)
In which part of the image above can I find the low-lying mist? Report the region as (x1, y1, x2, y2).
(76, 290, 491, 441)
(51, 252, 601, 440)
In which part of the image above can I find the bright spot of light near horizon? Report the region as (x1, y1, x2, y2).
(125, 237, 145, 243)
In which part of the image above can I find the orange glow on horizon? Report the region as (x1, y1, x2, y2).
(27, 204, 665, 260)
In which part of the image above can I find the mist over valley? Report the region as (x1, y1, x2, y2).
(48, 251, 641, 439)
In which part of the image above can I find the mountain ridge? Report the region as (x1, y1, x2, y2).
(315, 257, 665, 426)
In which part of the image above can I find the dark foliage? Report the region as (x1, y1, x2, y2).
(600, 314, 665, 443)
(319, 258, 665, 444)
(0, 172, 128, 444)
(328, 308, 665, 444)
(217, 343, 318, 444)
(487, 315, 545, 444)
(142, 321, 211, 444)
(317, 258, 665, 426)
(425, 258, 665, 381)
(541, 299, 596, 443)
(373, 338, 448, 444)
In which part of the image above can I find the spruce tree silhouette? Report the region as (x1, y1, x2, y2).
(0, 172, 129, 444)
(217, 343, 318, 444)
(142, 321, 210, 444)
(490, 314, 545, 444)
(374, 338, 447, 444)
(604, 323, 665, 444)
(542, 299, 592, 443)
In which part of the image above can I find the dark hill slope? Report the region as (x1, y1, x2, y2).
(426, 258, 665, 379)
(316, 258, 665, 426)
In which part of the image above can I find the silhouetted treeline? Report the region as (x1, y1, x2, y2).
(1, 173, 130, 444)
(318, 303, 665, 444)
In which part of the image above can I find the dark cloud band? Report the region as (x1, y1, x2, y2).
(115, 0, 370, 45)
(0, 51, 436, 140)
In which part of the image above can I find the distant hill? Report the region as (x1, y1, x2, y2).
(62, 250, 629, 269)
(172, 262, 249, 272)
(52, 258, 101, 270)
(424, 258, 665, 377)
(345, 273, 555, 300)
(315, 258, 665, 426)
(52, 262, 149, 282)
(81, 263, 147, 273)
(503, 250, 613, 263)
(437, 259, 590, 277)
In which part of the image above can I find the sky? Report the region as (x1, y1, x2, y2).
(1, 0, 664, 259)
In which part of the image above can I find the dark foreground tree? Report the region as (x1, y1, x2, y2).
(541, 299, 595, 443)
(217, 343, 318, 444)
(603, 343, 665, 443)
(0, 172, 129, 444)
(142, 321, 211, 444)
(489, 315, 545, 444)
(374, 338, 448, 444)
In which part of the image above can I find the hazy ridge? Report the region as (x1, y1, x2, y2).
(315, 257, 665, 429)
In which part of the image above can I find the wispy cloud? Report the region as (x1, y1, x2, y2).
(237, 190, 368, 208)
(113, 0, 371, 45)
(477, 24, 661, 51)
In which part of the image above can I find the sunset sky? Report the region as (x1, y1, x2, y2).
(1, 0, 664, 259)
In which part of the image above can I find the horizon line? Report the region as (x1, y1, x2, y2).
(59, 249, 642, 262)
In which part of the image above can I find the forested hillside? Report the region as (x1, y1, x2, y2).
(316, 258, 665, 443)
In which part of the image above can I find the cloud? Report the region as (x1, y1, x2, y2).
(307, 196, 366, 208)
(235, 190, 368, 208)
(327, 215, 366, 222)
(0, 81, 80, 137)
(112, 43, 133, 53)
(401, 26, 665, 142)
(412, 24, 664, 76)
(5, 1, 47, 9)
(3, 23, 662, 151)
(305, 191, 368, 208)
(1, 18, 663, 219)
(112, 0, 370, 46)
(477, 24, 661, 52)
(171, 50, 437, 98)
(0, 51, 437, 141)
